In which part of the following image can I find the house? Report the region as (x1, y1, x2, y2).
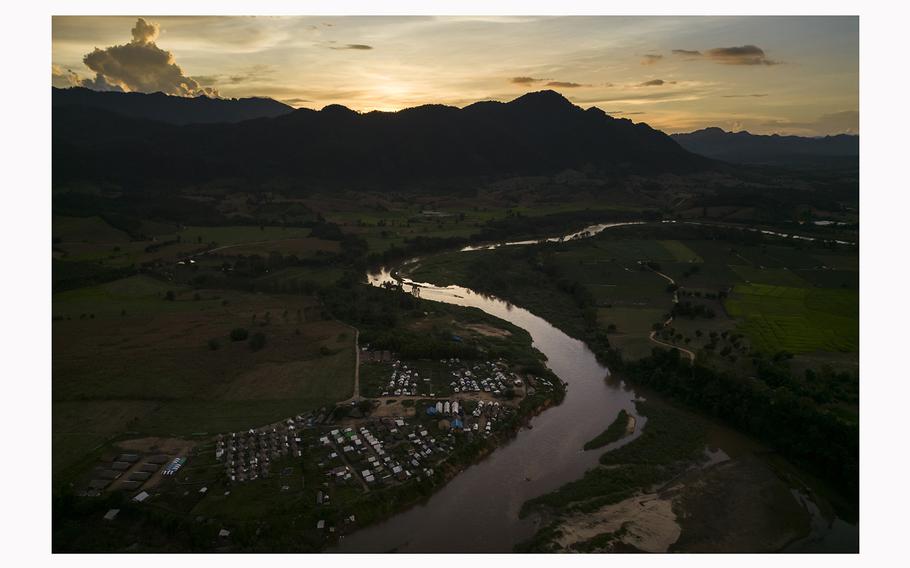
(103, 509, 120, 521)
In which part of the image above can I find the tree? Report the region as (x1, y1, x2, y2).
(208, 339, 220, 351)
(164, 290, 175, 301)
(230, 328, 249, 341)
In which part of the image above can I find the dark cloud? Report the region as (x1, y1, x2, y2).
(640, 54, 663, 65)
(722, 93, 768, 98)
(546, 81, 586, 88)
(705, 45, 779, 66)
(79, 18, 217, 96)
(282, 97, 312, 106)
(329, 44, 373, 50)
(510, 76, 546, 84)
(639, 79, 666, 87)
(672, 49, 702, 57)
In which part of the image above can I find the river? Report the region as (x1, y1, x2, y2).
(332, 221, 856, 553)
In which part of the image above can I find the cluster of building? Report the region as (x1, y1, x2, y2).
(216, 414, 315, 483)
(377, 357, 524, 398)
(383, 360, 425, 396)
(446, 359, 522, 395)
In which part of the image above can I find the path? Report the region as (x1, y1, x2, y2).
(639, 262, 696, 363)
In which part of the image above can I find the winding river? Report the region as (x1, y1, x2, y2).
(332, 221, 856, 553)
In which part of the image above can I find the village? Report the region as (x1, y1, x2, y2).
(73, 349, 562, 541)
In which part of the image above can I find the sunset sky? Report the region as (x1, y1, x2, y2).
(51, 16, 858, 135)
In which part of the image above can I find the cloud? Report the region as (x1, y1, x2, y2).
(672, 49, 702, 57)
(639, 79, 666, 87)
(763, 110, 858, 135)
(510, 76, 546, 84)
(705, 45, 779, 66)
(328, 44, 373, 50)
(52, 64, 82, 88)
(52, 63, 123, 91)
(640, 54, 663, 65)
(546, 81, 586, 88)
(722, 93, 768, 98)
(282, 97, 312, 106)
(79, 18, 217, 96)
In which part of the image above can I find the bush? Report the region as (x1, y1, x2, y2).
(207, 338, 220, 351)
(230, 328, 249, 342)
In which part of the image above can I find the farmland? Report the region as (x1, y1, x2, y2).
(53, 276, 356, 483)
(725, 284, 859, 354)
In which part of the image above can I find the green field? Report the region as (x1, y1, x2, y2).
(725, 284, 859, 353)
(53, 277, 355, 483)
(177, 225, 313, 246)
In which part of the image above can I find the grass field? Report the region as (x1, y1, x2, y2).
(53, 215, 130, 243)
(210, 238, 340, 258)
(53, 277, 355, 483)
(177, 225, 312, 246)
(725, 284, 859, 353)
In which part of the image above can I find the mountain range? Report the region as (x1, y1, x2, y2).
(672, 127, 858, 167)
(53, 87, 294, 125)
(52, 89, 710, 188)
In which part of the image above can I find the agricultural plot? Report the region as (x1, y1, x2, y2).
(255, 266, 347, 290)
(598, 306, 667, 360)
(53, 215, 130, 243)
(658, 240, 703, 263)
(725, 284, 858, 354)
(53, 278, 355, 483)
(728, 265, 808, 287)
(210, 237, 341, 258)
(177, 225, 313, 246)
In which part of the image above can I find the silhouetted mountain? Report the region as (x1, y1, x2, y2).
(672, 127, 858, 167)
(53, 90, 713, 189)
(53, 87, 293, 125)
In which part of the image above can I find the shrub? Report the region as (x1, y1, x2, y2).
(230, 328, 249, 342)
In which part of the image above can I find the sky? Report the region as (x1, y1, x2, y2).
(51, 16, 858, 135)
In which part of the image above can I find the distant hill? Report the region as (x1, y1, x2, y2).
(672, 127, 858, 167)
(52, 87, 294, 125)
(53, 90, 713, 189)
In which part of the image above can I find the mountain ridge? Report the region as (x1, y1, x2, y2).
(53, 89, 715, 188)
(672, 127, 858, 166)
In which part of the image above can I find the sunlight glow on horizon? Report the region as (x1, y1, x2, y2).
(52, 15, 858, 135)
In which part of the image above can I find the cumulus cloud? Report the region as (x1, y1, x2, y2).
(639, 79, 667, 86)
(52, 64, 82, 88)
(641, 54, 663, 65)
(705, 45, 779, 66)
(77, 18, 217, 96)
(52, 63, 123, 91)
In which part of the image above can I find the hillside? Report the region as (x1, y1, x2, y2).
(52, 87, 294, 125)
(672, 127, 858, 167)
(52, 90, 714, 189)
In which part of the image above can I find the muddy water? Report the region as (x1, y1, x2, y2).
(332, 221, 856, 552)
